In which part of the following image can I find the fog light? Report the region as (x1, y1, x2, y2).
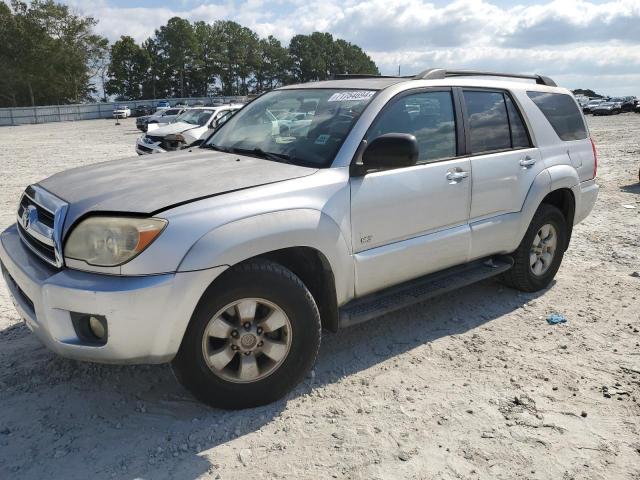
(89, 316, 106, 339)
(70, 312, 108, 345)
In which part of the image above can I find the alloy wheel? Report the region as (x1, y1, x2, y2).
(201, 298, 292, 383)
(529, 223, 558, 276)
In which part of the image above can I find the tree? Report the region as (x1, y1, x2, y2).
(255, 36, 290, 91)
(333, 39, 379, 76)
(0, 0, 108, 107)
(105, 36, 148, 100)
(288, 32, 378, 83)
(88, 37, 110, 102)
(1, 4, 381, 105)
(572, 89, 601, 98)
(191, 21, 222, 96)
(213, 20, 259, 96)
(155, 17, 198, 98)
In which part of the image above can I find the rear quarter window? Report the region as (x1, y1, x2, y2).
(527, 91, 588, 141)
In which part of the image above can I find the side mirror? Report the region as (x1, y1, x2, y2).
(360, 133, 418, 172)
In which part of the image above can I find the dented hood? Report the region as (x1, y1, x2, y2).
(147, 121, 199, 136)
(37, 149, 317, 235)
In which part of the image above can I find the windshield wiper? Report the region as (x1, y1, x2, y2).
(229, 147, 293, 164)
(201, 143, 230, 152)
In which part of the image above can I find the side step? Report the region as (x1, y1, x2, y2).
(338, 256, 513, 328)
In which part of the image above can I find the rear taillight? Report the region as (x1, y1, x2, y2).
(590, 137, 598, 179)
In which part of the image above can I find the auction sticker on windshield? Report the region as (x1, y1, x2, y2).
(328, 91, 375, 102)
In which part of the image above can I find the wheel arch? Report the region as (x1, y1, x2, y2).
(540, 187, 575, 250)
(243, 247, 340, 332)
(177, 209, 354, 331)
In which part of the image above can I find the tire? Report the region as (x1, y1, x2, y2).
(500, 204, 567, 292)
(172, 260, 321, 409)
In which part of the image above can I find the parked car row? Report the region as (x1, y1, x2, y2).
(578, 96, 638, 115)
(136, 107, 187, 132)
(112, 99, 245, 120)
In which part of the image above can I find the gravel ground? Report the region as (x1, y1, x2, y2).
(0, 115, 639, 480)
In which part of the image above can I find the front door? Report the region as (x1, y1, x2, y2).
(350, 89, 472, 297)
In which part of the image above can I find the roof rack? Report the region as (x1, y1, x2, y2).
(413, 68, 557, 87)
(330, 73, 413, 80)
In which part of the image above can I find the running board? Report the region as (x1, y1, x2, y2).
(338, 256, 513, 328)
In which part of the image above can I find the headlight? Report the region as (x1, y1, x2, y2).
(64, 217, 167, 267)
(166, 134, 186, 142)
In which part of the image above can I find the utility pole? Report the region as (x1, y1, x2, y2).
(398, 65, 401, 76)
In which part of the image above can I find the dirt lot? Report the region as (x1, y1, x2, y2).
(0, 115, 639, 480)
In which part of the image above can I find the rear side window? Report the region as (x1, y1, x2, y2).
(463, 91, 511, 154)
(526, 91, 587, 141)
(505, 96, 531, 149)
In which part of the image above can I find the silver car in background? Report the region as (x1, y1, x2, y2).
(136, 107, 187, 132)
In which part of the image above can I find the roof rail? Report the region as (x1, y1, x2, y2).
(413, 68, 557, 87)
(330, 73, 412, 80)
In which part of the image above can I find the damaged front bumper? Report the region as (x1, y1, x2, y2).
(135, 135, 185, 155)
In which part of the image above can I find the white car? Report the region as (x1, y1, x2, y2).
(135, 105, 242, 155)
(112, 105, 131, 118)
(275, 111, 315, 136)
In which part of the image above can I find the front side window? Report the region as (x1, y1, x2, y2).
(527, 91, 588, 141)
(463, 91, 511, 154)
(365, 90, 457, 163)
(204, 89, 376, 167)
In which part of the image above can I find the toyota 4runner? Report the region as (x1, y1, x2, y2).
(0, 69, 599, 409)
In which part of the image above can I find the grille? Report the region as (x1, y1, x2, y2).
(16, 185, 68, 268)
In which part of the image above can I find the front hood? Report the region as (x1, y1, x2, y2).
(149, 122, 197, 136)
(37, 150, 318, 235)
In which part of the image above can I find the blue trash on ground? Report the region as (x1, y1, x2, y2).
(546, 313, 567, 325)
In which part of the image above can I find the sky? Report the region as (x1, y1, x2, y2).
(62, 0, 640, 96)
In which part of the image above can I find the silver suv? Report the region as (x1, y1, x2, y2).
(0, 69, 599, 409)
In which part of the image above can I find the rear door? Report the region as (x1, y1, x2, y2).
(461, 89, 542, 221)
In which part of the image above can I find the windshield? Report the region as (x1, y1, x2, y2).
(204, 88, 377, 167)
(176, 109, 215, 126)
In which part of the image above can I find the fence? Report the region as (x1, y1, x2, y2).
(0, 97, 249, 126)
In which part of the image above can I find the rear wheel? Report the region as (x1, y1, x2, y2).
(501, 204, 567, 292)
(172, 260, 321, 409)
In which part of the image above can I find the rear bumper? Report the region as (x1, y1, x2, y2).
(1, 224, 227, 364)
(573, 178, 599, 225)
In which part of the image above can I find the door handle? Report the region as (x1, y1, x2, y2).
(446, 170, 469, 182)
(519, 156, 536, 168)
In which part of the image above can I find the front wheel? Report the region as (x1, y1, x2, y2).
(500, 204, 567, 292)
(172, 260, 321, 409)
